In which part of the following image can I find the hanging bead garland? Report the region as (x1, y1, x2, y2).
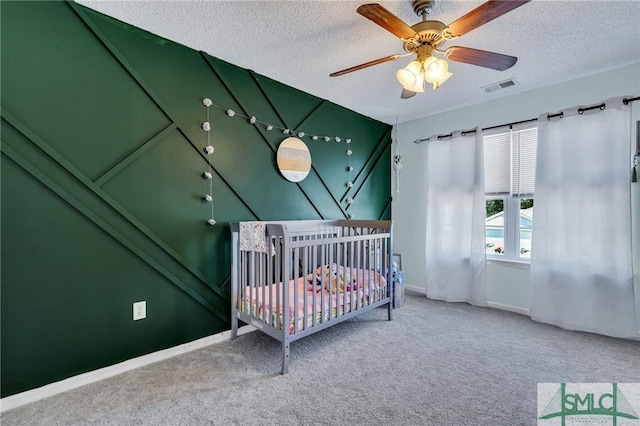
(345, 138, 355, 219)
(345, 138, 353, 189)
(202, 99, 356, 217)
(393, 118, 402, 193)
(202, 98, 216, 226)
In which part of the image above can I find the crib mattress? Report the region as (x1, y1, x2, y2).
(241, 265, 387, 334)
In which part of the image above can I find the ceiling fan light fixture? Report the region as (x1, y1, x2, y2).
(396, 56, 453, 92)
(424, 58, 449, 83)
(432, 71, 453, 89)
(397, 56, 450, 91)
(397, 69, 417, 89)
(409, 75, 426, 92)
(398, 69, 424, 92)
(422, 56, 437, 66)
(397, 60, 425, 92)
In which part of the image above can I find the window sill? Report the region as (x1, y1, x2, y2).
(486, 258, 531, 270)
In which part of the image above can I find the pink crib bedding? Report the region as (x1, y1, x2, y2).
(242, 264, 387, 334)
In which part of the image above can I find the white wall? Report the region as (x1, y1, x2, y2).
(632, 100, 640, 330)
(393, 63, 640, 315)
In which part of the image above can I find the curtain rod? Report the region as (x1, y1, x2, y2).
(413, 96, 640, 144)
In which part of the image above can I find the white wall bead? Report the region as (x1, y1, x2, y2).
(205, 194, 213, 202)
(204, 145, 214, 155)
(347, 198, 354, 204)
(312, 136, 318, 140)
(298, 132, 305, 137)
(324, 136, 330, 142)
(347, 181, 354, 187)
(203, 171, 213, 179)
(346, 149, 352, 155)
(207, 218, 217, 226)
(202, 98, 212, 107)
(226, 109, 235, 117)
(283, 129, 290, 134)
(266, 125, 273, 131)
(346, 139, 351, 144)
(202, 122, 211, 131)
(249, 116, 256, 124)
(335, 137, 341, 142)
(347, 166, 353, 172)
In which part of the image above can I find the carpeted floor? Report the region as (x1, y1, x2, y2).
(2, 290, 639, 425)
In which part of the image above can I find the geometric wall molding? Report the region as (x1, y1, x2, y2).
(1, 0, 391, 397)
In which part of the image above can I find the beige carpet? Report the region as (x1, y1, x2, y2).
(2, 290, 639, 425)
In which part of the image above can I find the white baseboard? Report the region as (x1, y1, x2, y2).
(404, 284, 426, 294)
(403, 284, 529, 316)
(0, 325, 256, 413)
(486, 301, 530, 316)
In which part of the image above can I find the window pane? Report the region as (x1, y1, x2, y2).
(484, 133, 511, 195)
(520, 198, 533, 258)
(486, 199, 504, 255)
(512, 128, 538, 196)
(484, 127, 537, 197)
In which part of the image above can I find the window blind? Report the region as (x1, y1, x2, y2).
(484, 127, 537, 197)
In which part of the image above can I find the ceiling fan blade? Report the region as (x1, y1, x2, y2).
(357, 4, 418, 40)
(401, 88, 417, 99)
(330, 54, 403, 77)
(446, 46, 517, 71)
(446, 0, 530, 38)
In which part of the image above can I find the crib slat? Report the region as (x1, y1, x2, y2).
(382, 235, 388, 300)
(339, 240, 344, 317)
(312, 244, 318, 327)
(328, 242, 333, 321)
(260, 252, 265, 325)
(282, 241, 289, 335)
(344, 240, 351, 313)
(349, 238, 354, 312)
(340, 240, 346, 315)
(353, 238, 358, 311)
(334, 241, 338, 318)
(366, 237, 372, 306)
(240, 250, 244, 313)
(367, 237, 372, 304)
(249, 251, 255, 319)
(338, 241, 342, 316)
(244, 251, 249, 310)
(358, 238, 363, 307)
(267, 237, 273, 327)
(293, 247, 299, 334)
(302, 246, 308, 331)
(276, 238, 281, 331)
(320, 244, 326, 323)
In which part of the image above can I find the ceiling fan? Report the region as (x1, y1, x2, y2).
(330, 0, 530, 98)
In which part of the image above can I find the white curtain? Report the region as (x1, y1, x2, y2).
(531, 96, 638, 339)
(425, 129, 486, 306)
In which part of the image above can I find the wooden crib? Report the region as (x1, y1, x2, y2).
(230, 220, 393, 374)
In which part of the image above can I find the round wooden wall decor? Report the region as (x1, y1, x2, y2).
(276, 137, 312, 182)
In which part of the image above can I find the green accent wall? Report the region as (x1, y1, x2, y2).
(0, 1, 391, 397)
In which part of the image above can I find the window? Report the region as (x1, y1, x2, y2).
(484, 126, 537, 261)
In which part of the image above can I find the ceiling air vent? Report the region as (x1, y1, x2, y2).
(483, 78, 518, 93)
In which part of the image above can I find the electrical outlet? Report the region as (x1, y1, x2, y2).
(133, 301, 146, 321)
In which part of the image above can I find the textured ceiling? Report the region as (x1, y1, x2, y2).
(77, 0, 640, 124)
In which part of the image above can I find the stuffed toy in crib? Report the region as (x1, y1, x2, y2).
(307, 264, 357, 294)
